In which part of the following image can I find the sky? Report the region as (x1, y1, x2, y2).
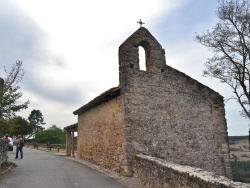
(0, 0, 249, 136)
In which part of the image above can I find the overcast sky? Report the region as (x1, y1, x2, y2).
(0, 0, 249, 136)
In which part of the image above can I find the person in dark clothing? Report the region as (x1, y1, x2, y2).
(15, 135, 23, 159)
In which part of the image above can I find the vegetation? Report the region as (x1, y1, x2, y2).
(0, 61, 29, 119)
(229, 140, 236, 145)
(0, 109, 47, 139)
(229, 147, 241, 151)
(195, 0, 250, 119)
(229, 135, 249, 141)
(231, 161, 250, 183)
(9, 116, 33, 136)
(241, 154, 250, 157)
(0, 119, 10, 138)
(35, 125, 66, 144)
(0, 61, 29, 136)
(28, 109, 45, 138)
(229, 135, 250, 183)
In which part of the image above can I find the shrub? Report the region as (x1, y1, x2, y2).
(229, 147, 240, 151)
(242, 145, 248, 149)
(241, 154, 249, 158)
(229, 141, 236, 145)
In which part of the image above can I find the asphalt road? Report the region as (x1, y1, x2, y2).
(0, 147, 127, 188)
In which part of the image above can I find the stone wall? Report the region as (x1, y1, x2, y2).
(119, 27, 231, 177)
(134, 154, 250, 188)
(74, 27, 231, 179)
(77, 97, 130, 175)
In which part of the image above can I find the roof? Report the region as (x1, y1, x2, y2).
(64, 123, 78, 131)
(73, 87, 121, 115)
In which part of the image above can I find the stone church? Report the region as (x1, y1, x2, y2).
(72, 27, 231, 178)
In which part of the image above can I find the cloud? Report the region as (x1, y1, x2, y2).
(0, 1, 66, 75)
(0, 1, 75, 126)
(0, 2, 39, 70)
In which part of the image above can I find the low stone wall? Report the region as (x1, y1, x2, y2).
(0, 139, 8, 169)
(26, 143, 69, 149)
(134, 154, 250, 188)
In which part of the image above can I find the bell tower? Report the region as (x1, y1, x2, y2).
(118, 27, 167, 92)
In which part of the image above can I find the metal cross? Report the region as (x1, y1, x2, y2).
(137, 19, 145, 27)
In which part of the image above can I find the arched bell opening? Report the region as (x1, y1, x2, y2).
(137, 40, 151, 71)
(138, 46, 146, 71)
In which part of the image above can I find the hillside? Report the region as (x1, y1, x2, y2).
(229, 136, 250, 183)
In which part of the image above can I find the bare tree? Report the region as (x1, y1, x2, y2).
(0, 61, 29, 119)
(195, 0, 250, 119)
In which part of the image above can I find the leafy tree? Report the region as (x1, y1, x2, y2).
(0, 61, 29, 119)
(9, 116, 33, 137)
(195, 0, 250, 119)
(0, 118, 11, 138)
(35, 125, 66, 144)
(28, 109, 45, 137)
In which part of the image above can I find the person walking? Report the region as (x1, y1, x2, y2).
(15, 135, 23, 159)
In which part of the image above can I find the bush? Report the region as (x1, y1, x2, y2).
(35, 125, 66, 144)
(229, 147, 240, 151)
(243, 145, 248, 149)
(241, 154, 249, 158)
(229, 141, 236, 145)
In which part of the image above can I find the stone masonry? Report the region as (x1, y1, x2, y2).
(135, 154, 250, 188)
(73, 27, 232, 178)
(76, 94, 129, 175)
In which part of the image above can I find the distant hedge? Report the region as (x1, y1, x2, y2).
(229, 147, 240, 151)
(229, 136, 249, 141)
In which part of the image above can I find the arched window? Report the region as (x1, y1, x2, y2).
(139, 46, 146, 71)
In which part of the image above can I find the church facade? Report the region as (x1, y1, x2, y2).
(73, 27, 231, 178)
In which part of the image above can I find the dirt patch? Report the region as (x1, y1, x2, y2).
(0, 161, 16, 177)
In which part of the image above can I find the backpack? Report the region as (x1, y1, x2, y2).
(20, 139, 24, 147)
